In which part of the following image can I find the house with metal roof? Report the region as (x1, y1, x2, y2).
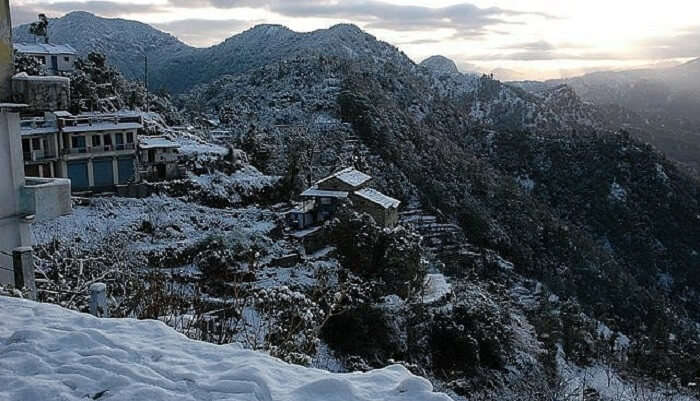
(14, 43, 78, 75)
(294, 168, 401, 229)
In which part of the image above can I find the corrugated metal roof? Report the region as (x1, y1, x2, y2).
(14, 43, 77, 55)
(317, 167, 372, 188)
(139, 136, 180, 150)
(301, 187, 349, 199)
(353, 188, 401, 209)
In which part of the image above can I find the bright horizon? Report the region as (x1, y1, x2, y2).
(9, 0, 700, 80)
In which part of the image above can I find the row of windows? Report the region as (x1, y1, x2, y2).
(71, 132, 134, 149)
(34, 55, 71, 65)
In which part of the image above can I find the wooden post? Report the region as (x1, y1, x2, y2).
(13, 246, 36, 300)
(89, 282, 109, 318)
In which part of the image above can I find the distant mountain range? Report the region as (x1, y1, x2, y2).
(11, 11, 700, 392)
(13, 12, 408, 93)
(13, 12, 700, 171)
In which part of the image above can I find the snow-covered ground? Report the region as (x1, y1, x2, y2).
(0, 296, 452, 401)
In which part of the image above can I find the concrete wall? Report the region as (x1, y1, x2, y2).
(21, 177, 72, 222)
(0, 0, 12, 101)
(12, 74, 71, 112)
(25, 53, 76, 73)
(0, 108, 32, 285)
(350, 194, 399, 228)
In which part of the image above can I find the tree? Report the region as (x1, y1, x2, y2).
(29, 14, 49, 44)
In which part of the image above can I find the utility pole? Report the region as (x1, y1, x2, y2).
(144, 54, 149, 114)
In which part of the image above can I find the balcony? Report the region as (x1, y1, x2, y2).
(20, 178, 72, 222)
(23, 149, 58, 162)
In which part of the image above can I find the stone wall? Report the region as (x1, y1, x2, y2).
(12, 74, 71, 112)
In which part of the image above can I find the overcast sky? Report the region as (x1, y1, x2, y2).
(10, 0, 700, 80)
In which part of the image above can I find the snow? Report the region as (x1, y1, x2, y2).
(352, 188, 401, 209)
(422, 274, 452, 304)
(14, 42, 77, 55)
(139, 136, 180, 149)
(176, 137, 228, 156)
(301, 187, 349, 199)
(62, 122, 143, 133)
(608, 181, 627, 202)
(317, 167, 372, 188)
(0, 296, 452, 401)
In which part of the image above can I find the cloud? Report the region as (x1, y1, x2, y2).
(155, 18, 252, 47)
(165, 0, 555, 38)
(641, 26, 700, 59)
(12, 1, 164, 24)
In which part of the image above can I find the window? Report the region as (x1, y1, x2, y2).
(22, 139, 30, 153)
(64, 56, 70, 63)
(115, 133, 124, 150)
(31, 138, 41, 150)
(38, 56, 46, 65)
(71, 136, 86, 150)
(92, 136, 101, 147)
(103, 134, 112, 146)
(126, 132, 134, 144)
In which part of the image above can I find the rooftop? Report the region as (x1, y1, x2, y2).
(301, 187, 349, 199)
(14, 43, 77, 55)
(317, 167, 372, 188)
(139, 136, 180, 150)
(353, 188, 401, 209)
(62, 122, 143, 133)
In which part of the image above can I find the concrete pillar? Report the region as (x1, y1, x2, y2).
(0, 0, 13, 102)
(112, 157, 119, 185)
(13, 246, 36, 300)
(89, 283, 109, 317)
(87, 158, 94, 187)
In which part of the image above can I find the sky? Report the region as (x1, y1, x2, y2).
(9, 0, 700, 80)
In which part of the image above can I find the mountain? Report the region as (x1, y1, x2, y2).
(181, 27, 700, 392)
(13, 11, 193, 80)
(508, 59, 700, 171)
(14, 14, 409, 93)
(11, 13, 700, 395)
(420, 55, 460, 75)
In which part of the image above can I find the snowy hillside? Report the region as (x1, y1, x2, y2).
(0, 296, 452, 401)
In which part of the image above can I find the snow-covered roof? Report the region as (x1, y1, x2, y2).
(52, 111, 73, 117)
(62, 122, 143, 133)
(301, 187, 349, 199)
(0, 296, 451, 401)
(139, 136, 180, 150)
(21, 126, 58, 136)
(14, 43, 77, 55)
(353, 188, 401, 209)
(317, 167, 372, 188)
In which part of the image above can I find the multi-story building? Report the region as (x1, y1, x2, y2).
(20, 111, 143, 191)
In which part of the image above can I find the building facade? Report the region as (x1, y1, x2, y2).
(20, 112, 143, 191)
(138, 136, 182, 181)
(13, 43, 77, 75)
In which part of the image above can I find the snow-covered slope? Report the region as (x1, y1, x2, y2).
(0, 296, 451, 401)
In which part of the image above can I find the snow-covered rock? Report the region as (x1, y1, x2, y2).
(0, 296, 452, 401)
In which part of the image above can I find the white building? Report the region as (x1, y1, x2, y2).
(13, 43, 77, 75)
(20, 112, 143, 191)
